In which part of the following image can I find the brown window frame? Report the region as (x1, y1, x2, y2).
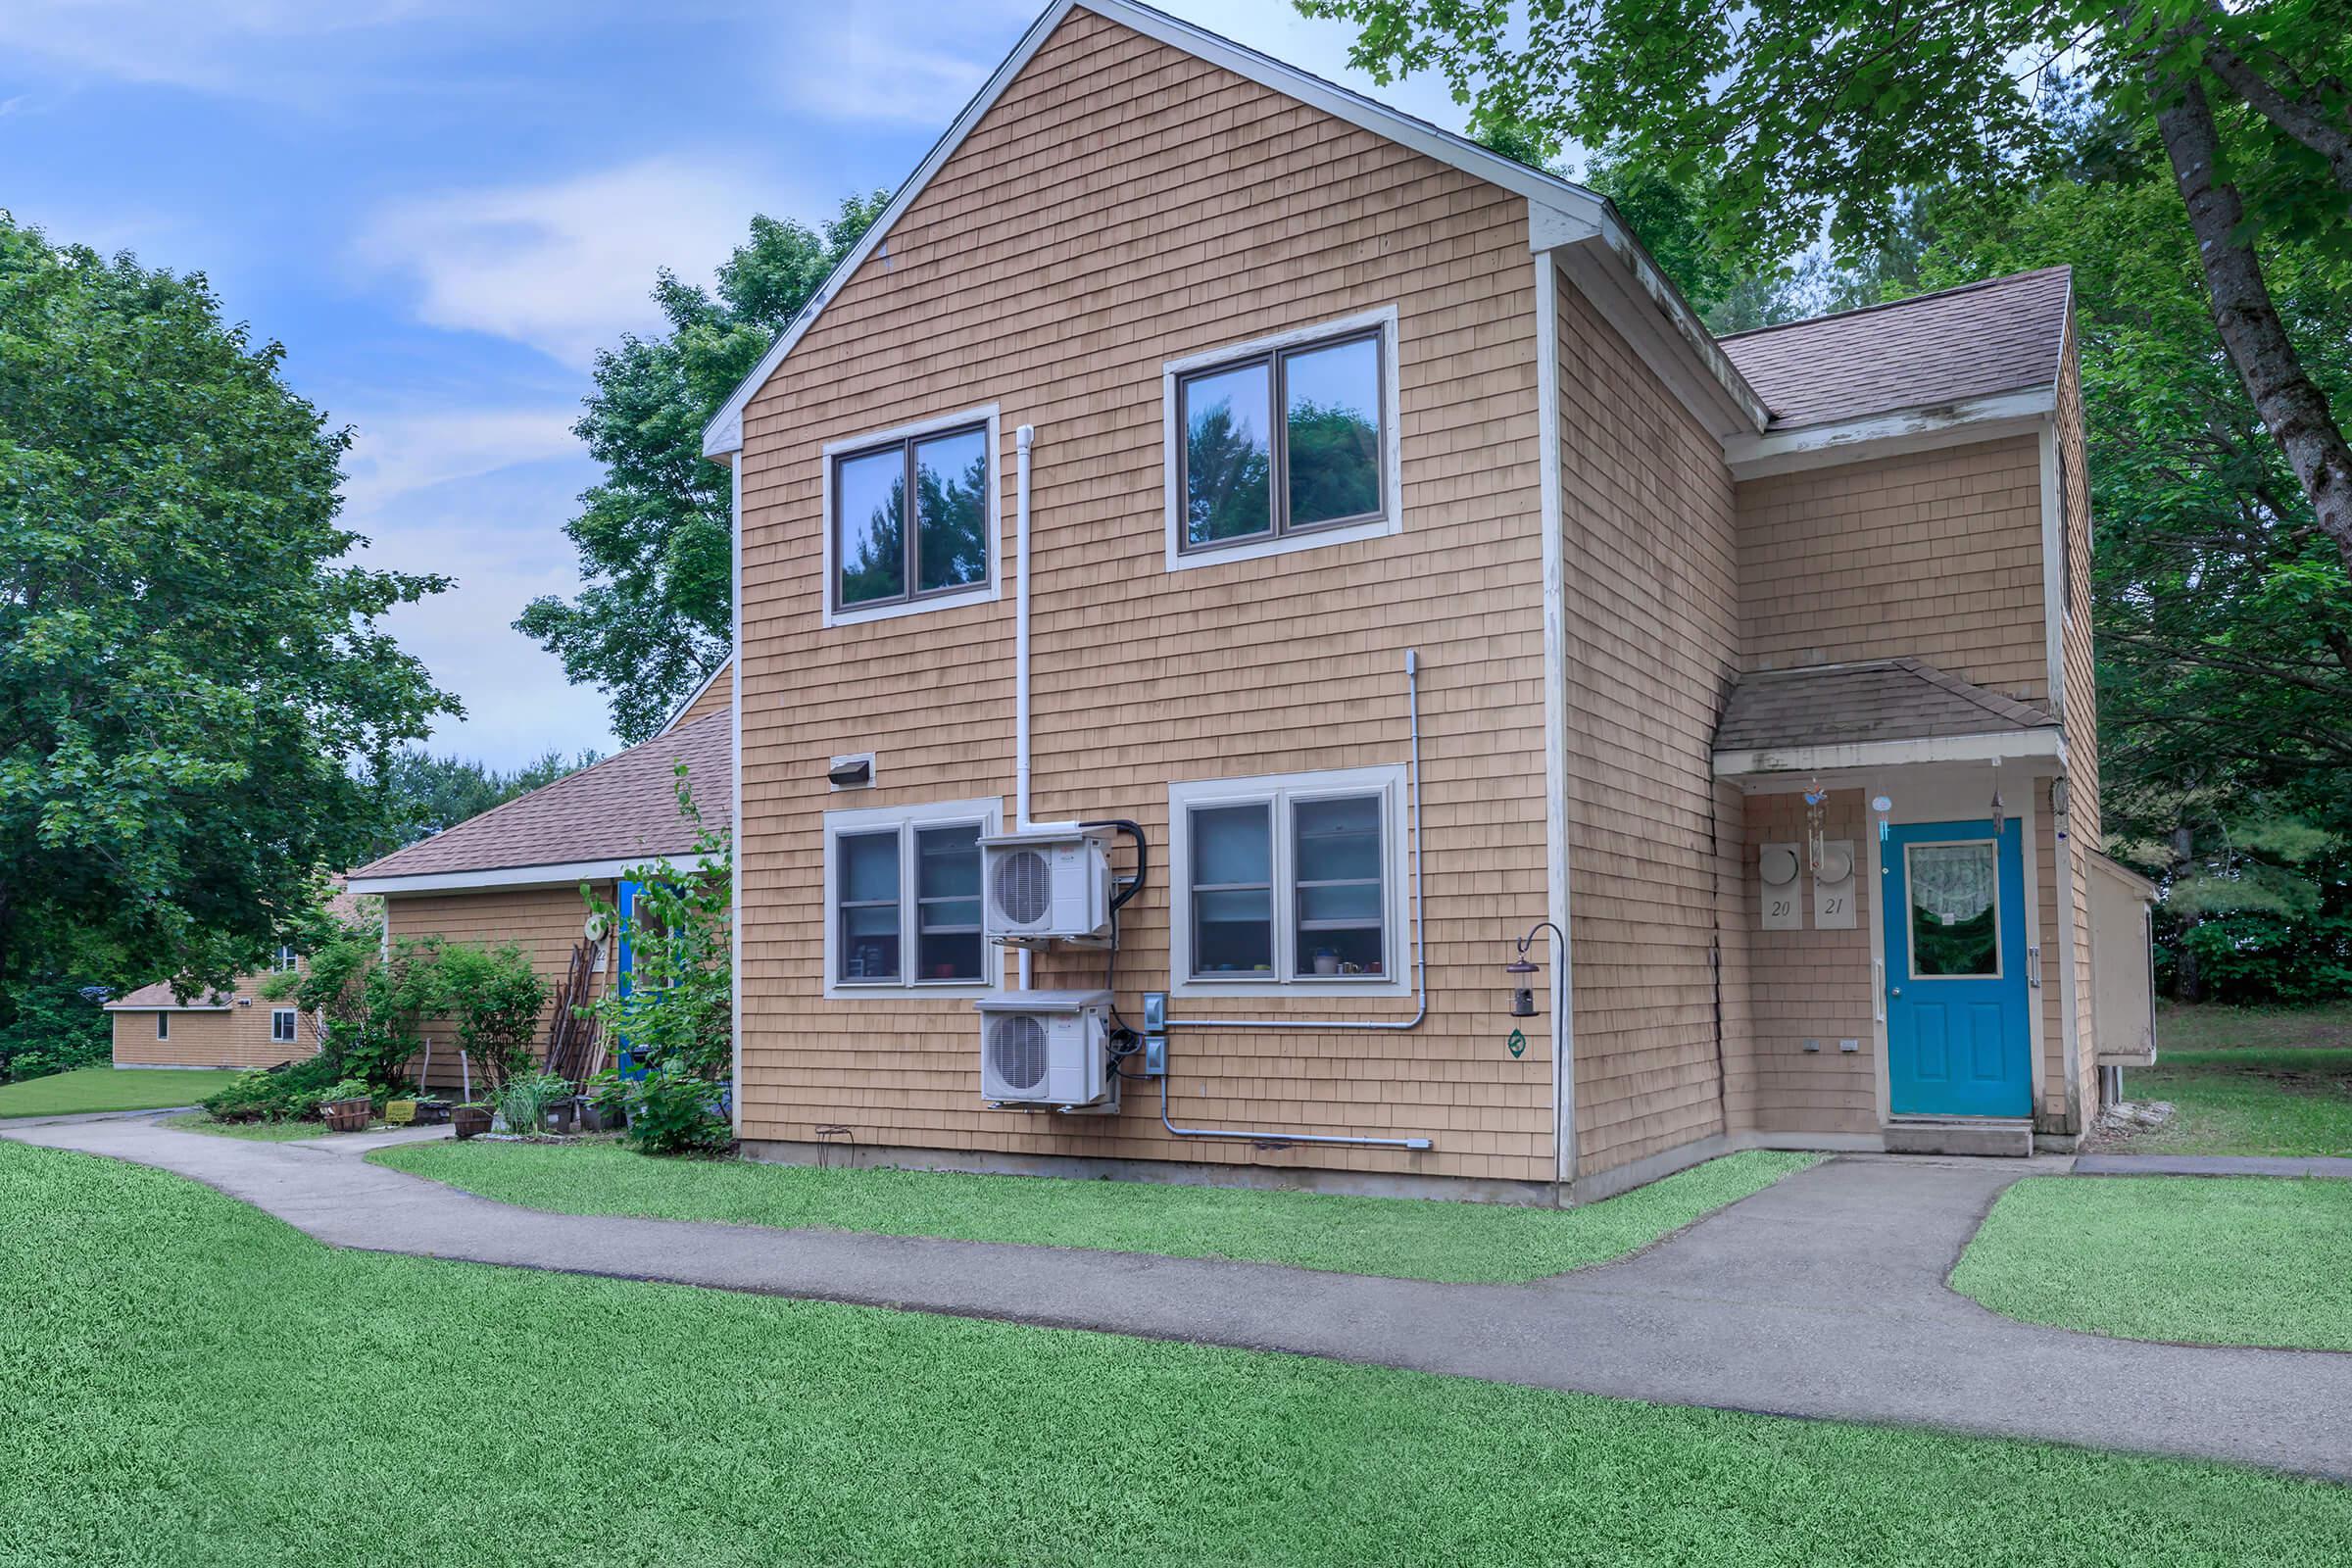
(1175, 325, 1388, 557)
(830, 421, 992, 615)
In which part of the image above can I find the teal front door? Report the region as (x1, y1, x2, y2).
(1883, 820, 2032, 1117)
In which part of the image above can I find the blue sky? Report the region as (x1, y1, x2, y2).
(0, 2, 1468, 768)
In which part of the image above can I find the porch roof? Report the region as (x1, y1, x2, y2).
(1713, 659, 2062, 776)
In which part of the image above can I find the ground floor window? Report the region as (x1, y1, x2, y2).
(270, 1008, 299, 1045)
(1169, 765, 1409, 996)
(822, 796, 1003, 996)
(155, 1013, 169, 1042)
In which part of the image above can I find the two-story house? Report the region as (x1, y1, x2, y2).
(681, 0, 2153, 1202)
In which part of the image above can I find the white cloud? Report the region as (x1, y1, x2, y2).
(779, 4, 1031, 125)
(339, 407, 583, 522)
(353, 158, 779, 368)
(0, 0, 449, 98)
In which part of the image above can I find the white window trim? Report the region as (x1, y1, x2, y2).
(270, 1007, 299, 1044)
(821, 795, 1004, 1000)
(1168, 764, 1411, 999)
(274, 946, 298, 973)
(1161, 306, 1403, 573)
(820, 404, 1003, 628)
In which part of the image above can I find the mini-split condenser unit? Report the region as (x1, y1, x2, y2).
(979, 828, 1114, 946)
(974, 990, 1112, 1106)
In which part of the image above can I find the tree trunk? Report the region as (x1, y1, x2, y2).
(2151, 71, 2352, 580)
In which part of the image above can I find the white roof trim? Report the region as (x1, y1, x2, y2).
(349, 853, 714, 898)
(102, 998, 236, 1012)
(659, 657, 731, 736)
(702, 0, 1634, 462)
(1713, 726, 2067, 778)
(1723, 387, 2057, 479)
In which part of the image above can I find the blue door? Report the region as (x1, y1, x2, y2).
(1883, 820, 2031, 1117)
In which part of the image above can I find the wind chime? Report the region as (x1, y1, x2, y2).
(1803, 776, 1830, 875)
(1988, 759, 2008, 839)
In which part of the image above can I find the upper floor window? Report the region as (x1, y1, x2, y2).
(274, 946, 298, 973)
(823, 407, 1000, 626)
(1168, 765, 1410, 998)
(821, 796, 1004, 998)
(1163, 308, 1400, 572)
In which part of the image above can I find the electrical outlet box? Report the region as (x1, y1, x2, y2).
(1141, 991, 1168, 1078)
(1839, 1038, 1861, 1054)
(1801, 1038, 1821, 1054)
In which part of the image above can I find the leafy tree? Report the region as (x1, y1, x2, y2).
(1302, 0, 2352, 578)
(0, 215, 454, 1021)
(582, 764, 731, 1083)
(430, 941, 549, 1092)
(264, 913, 442, 1090)
(516, 194, 888, 742)
(0, 977, 111, 1082)
(362, 746, 600, 858)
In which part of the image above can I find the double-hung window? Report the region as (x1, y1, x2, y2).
(824, 408, 999, 625)
(1169, 766, 1410, 996)
(270, 1008, 300, 1045)
(274, 945, 298, 973)
(823, 797, 1004, 996)
(1164, 307, 1399, 569)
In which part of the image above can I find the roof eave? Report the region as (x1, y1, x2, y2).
(1713, 726, 2068, 778)
(349, 851, 718, 898)
(1722, 386, 2058, 481)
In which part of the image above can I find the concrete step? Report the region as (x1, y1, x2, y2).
(1884, 1119, 2034, 1157)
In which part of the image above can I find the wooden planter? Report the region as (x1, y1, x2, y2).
(452, 1105, 493, 1141)
(413, 1100, 452, 1125)
(321, 1098, 371, 1133)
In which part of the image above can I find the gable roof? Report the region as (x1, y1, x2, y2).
(660, 656, 731, 736)
(1718, 267, 2072, 429)
(1715, 658, 2056, 756)
(104, 983, 234, 1012)
(701, 0, 1766, 459)
(348, 710, 730, 891)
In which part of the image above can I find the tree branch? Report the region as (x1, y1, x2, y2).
(2200, 36, 2352, 194)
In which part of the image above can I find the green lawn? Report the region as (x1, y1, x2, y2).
(1953, 1175, 2352, 1350)
(2099, 1004, 2352, 1156)
(5, 1142, 2347, 1566)
(0, 1066, 237, 1119)
(160, 1112, 337, 1143)
(370, 1142, 1818, 1284)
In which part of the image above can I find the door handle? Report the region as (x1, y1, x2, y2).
(1890, 986, 1903, 998)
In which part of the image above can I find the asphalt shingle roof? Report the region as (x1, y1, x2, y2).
(1715, 659, 2055, 755)
(354, 709, 731, 881)
(1718, 267, 2071, 428)
(103, 983, 235, 1011)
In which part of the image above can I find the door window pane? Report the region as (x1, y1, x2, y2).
(838, 831, 901, 981)
(914, 822, 984, 981)
(1295, 794, 1384, 976)
(1190, 804, 1272, 974)
(914, 429, 989, 593)
(1283, 335, 1381, 527)
(1182, 362, 1273, 547)
(1909, 842, 1998, 977)
(836, 448, 906, 606)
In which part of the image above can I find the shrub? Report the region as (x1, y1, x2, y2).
(433, 943, 548, 1093)
(200, 1056, 343, 1122)
(613, 1062, 733, 1157)
(265, 916, 440, 1090)
(320, 1079, 373, 1105)
(0, 977, 112, 1082)
(582, 765, 731, 1081)
(494, 1071, 568, 1136)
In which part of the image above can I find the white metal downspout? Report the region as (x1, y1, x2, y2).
(1534, 250, 1577, 1190)
(728, 451, 745, 1138)
(1011, 423, 1076, 994)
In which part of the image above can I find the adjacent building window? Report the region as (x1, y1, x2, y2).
(822, 797, 1004, 996)
(270, 1008, 299, 1045)
(823, 408, 999, 624)
(274, 945, 298, 973)
(1169, 765, 1409, 996)
(156, 1013, 169, 1042)
(1164, 308, 1400, 571)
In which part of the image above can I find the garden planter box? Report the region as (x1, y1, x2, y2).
(452, 1105, 492, 1140)
(414, 1100, 451, 1125)
(321, 1098, 371, 1134)
(544, 1098, 585, 1136)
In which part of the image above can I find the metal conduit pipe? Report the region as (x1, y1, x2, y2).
(1153, 648, 1435, 1153)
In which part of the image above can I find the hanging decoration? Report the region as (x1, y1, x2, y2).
(1872, 794, 1893, 848)
(1987, 760, 2007, 840)
(1802, 776, 1830, 875)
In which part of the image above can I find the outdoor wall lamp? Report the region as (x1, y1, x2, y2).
(1503, 920, 1567, 1022)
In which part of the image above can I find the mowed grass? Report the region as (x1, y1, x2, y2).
(7, 1142, 2350, 1567)
(159, 1112, 337, 1143)
(370, 1142, 1817, 1283)
(2098, 1004, 2352, 1156)
(0, 1066, 237, 1119)
(1953, 1175, 2352, 1350)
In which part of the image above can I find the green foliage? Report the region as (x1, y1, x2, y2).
(583, 764, 732, 1082)
(609, 1060, 733, 1156)
(263, 917, 440, 1090)
(515, 194, 887, 742)
(200, 1055, 343, 1123)
(493, 1070, 568, 1136)
(429, 941, 548, 1093)
(0, 976, 111, 1083)
(360, 747, 598, 859)
(0, 214, 455, 1001)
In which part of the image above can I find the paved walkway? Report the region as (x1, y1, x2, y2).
(8, 1119, 2351, 1481)
(2075, 1152, 2352, 1178)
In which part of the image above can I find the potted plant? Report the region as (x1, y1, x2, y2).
(452, 1102, 493, 1140)
(319, 1079, 374, 1133)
